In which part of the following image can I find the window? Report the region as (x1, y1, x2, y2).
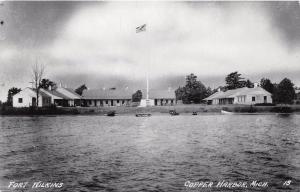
(18, 98, 23, 103)
(106, 100, 108, 104)
(117, 100, 119, 103)
(252, 96, 255, 102)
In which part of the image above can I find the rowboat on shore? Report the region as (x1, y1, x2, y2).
(221, 110, 235, 115)
(169, 110, 179, 116)
(221, 110, 272, 115)
(135, 113, 151, 117)
(106, 111, 116, 116)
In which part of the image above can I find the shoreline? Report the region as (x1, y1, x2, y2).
(1, 104, 300, 116)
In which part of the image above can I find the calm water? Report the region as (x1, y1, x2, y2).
(0, 114, 299, 192)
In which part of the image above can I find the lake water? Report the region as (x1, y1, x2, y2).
(0, 114, 299, 192)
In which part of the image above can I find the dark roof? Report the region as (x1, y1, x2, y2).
(82, 89, 175, 100)
(142, 89, 175, 99)
(82, 89, 133, 100)
(65, 88, 82, 98)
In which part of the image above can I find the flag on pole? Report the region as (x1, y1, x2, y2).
(136, 24, 146, 33)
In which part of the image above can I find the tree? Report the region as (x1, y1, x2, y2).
(175, 73, 208, 104)
(274, 78, 295, 104)
(7, 87, 21, 106)
(75, 84, 87, 96)
(225, 71, 246, 90)
(260, 78, 274, 94)
(206, 87, 215, 96)
(132, 90, 142, 102)
(39, 79, 56, 90)
(245, 79, 254, 88)
(175, 86, 185, 101)
(32, 61, 45, 107)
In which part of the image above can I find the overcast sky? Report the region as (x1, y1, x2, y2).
(0, 1, 300, 101)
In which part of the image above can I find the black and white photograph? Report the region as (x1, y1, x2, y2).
(0, 0, 300, 191)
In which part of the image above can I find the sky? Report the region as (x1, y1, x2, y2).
(0, 1, 300, 101)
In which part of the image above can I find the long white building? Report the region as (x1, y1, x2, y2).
(82, 88, 176, 107)
(204, 87, 272, 105)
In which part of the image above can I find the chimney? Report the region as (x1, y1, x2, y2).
(48, 85, 51, 91)
(217, 87, 221, 92)
(254, 82, 259, 88)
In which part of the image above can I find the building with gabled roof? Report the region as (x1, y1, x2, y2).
(204, 86, 272, 105)
(41, 87, 82, 107)
(82, 88, 176, 107)
(82, 89, 132, 107)
(12, 88, 51, 107)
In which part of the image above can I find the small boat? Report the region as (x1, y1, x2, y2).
(169, 110, 179, 116)
(221, 110, 234, 115)
(276, 113, 292, 117)
(221, 110, 265, 115)
(106, 111, 116, 116)
(136, 113, 151, 117)
(192, 112, 197, 115)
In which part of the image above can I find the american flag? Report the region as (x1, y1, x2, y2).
(136, 24, 146, 33)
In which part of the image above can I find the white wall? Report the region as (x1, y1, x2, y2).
(13, 89, 48, 108)
(211, 94, 272, 105)
(212, 99, 219, 105)
(139, 99, 154, 107)
(13, 91, 33, 107)
(234, 94, 272, 105)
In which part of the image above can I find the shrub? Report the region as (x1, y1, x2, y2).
(270, 106, 293, 113)
(254, 103, 275, 106)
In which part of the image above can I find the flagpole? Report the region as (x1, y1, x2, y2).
(146, 72, 149, 100)
(146, 23, 149, 101)
(136, 23, 150, 106)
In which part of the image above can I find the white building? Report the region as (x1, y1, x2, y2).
(12, 87, 82, 108)
(12, 88, 51, 108)
(82, 88, 176, 107)
(204, 87, 272, 105)
(141, 89, 176, 106)
(82, 89, 132, 107)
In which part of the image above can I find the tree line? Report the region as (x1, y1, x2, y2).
(2, 70, 297, 107)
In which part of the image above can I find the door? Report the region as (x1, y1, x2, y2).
(264, 96, 267, 103)
(32, 97, 37, 107)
